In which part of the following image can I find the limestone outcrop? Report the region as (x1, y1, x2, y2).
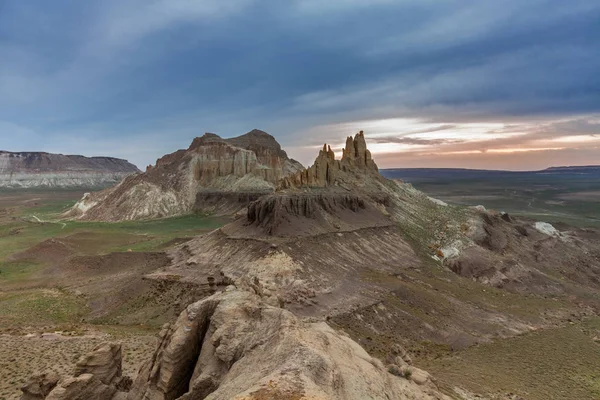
(0, 151, 139, 188)
(66, 130, 303, 221)
(45, 374, 119, 400)
(21, 291, 448, 400)
(239, 130, 392, 237)
(279, 131, 379, 189)
(127, 289, 449, 400)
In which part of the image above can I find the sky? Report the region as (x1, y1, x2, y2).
(1, 0, 599, 170)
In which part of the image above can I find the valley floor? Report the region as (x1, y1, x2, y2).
(381, 169, 600, 228)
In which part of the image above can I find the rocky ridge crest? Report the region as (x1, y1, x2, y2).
(239, 130, 391, 237)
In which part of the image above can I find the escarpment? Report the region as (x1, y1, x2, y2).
(0, 151, 139, 188)
(244, 193, 391, 236)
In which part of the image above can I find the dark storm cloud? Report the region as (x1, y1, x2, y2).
(1, 0, 599, 168)
(535, 118, 600, 136)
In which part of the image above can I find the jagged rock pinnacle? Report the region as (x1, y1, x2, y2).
(279, 131, 379, 189)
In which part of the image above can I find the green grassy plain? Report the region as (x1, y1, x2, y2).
(0, 189, 227, 327)
(414, 179, 600, 227)
(0, 190, 225, 256)
(382, 169, 600, 228)
(421, 317, 600, 400)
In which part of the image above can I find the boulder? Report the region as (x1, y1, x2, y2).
(534, 221, 560, 237)
(20, 372, 60, 400)
(74, 342, 122, 385)
(389, 343, 413, 366)
(46, 374, 118, 400)
(467, 216, 508, 253)
(404, 366, 432, 386)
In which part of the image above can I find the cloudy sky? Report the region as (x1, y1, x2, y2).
(1, 0, 599, 170)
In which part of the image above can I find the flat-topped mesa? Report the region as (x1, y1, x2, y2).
(0, 152, 139, 188)
(279, 130, 379, 189)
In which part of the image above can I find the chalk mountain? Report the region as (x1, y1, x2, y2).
(0, 151, 139, 188)
(67, 129, 303, 221)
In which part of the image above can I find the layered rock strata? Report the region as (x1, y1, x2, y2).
(245, 192, 391, 236)
(0, 151, 139, 188)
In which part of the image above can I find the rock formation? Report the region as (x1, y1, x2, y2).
(44, 374, 120, 400)
(20, 373, 60, 400)
(73, 343, 123, 386)
(128, 289, 449, 400)
(236, 131, 392, 237)
(66, 129, 303, 221)
(279, 131, 379, 189)
(22, 290, 449, 400)
(0, 151, 139, 188)
(245, 192, 391, 236)
(21, 342, 130, 400)
(148, 130, 600, 363)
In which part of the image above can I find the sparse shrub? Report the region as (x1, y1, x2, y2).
(387, 364, 402, 377)
(403, 368, 412, 379)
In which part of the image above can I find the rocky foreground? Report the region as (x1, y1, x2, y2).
(0, 151, 139, 188)
(22, 289, 449, 400)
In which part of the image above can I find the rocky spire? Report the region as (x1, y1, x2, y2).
(342, 131, 372, 167)
(343, 136, 355, 161)
(279, 131, 379, 189)
(327, 145, 335, 160)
